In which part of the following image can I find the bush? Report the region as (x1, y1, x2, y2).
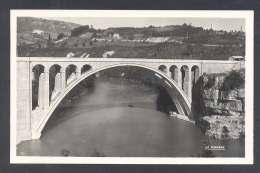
(71, 25, 90, 37)
(92, 149, 106, 157)
(222, 70, 245, 92)
(204, 75, 216, 89)
(57, 33, 64, 40)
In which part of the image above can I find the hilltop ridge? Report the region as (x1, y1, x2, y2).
(17, 17, 245, 60)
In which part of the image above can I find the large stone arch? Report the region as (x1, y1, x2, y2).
(33, 63, 192, 137)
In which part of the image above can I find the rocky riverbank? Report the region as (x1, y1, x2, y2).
(196, 70, 245, 139)
(197, 115, 245, 139)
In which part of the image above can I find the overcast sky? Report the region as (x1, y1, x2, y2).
(42, 17, 245, 32)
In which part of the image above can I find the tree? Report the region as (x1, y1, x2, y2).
(92, 32, 97, 38)
(71, 25, 90, 37)
(47, 34, 51, 46)
(128, 35, 134, 40)
(57, 33, 64, 40)
(109, 32, 114, 37)
(186, 43, 193, 57)
(222, 70, 245, 92)
(82, 40, 86, 47)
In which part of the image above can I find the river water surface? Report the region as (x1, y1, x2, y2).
(17, 78, 245, 157)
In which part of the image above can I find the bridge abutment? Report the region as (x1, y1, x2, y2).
(31, 131, 41, 139)
(16, 61, 32, 143)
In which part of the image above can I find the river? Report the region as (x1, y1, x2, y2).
(17, 78, 245, 157)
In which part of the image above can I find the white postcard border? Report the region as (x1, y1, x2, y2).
(10, 10, 254, 164)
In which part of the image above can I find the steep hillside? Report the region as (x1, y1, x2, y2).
(16, 17, 245, 59)
(17, 17, 81, 46)
(17, 17, 81, 34)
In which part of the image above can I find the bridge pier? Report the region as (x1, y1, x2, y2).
(38, 73, 45, 110)
(76, 71, 81, 78)
(177, 69, 182, 88)
(51, 73, 61, 100)
(61, 69, 66, 92)
(188, 69, 192, 101)
(44, 71, 50, 110)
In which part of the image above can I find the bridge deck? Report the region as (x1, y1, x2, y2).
(16, 57, 238, 64)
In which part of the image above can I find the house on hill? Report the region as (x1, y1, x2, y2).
(32, 29, 44, 35)
(113, 33, 120, 39)
(80, 32, 94, 38)
(228, 56, 245, 61)
(215, 30, 226, 35)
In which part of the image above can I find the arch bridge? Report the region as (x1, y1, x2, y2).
(16, 57, 242, 143)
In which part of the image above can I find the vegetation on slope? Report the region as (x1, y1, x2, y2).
(18, 42, 244, 60)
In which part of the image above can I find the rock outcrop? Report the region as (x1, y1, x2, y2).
(199, 115, 245, 139)
(196, 71, 245, 139)
(200, 75, 245, 117)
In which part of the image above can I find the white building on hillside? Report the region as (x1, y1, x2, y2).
(228, 56, 245, 61)
(113, 33, 120, 39)
(32, 30, 44, 35)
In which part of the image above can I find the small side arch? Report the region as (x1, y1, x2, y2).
(65, 64, 79, 85)
(158, 65, 167, 74)
(181, 65, 189, 96)
(31, 64, 45, 110)
(169, 65, 178, 83)
(49, 64, 62, 101)
(81, 64, 93, 74)
(191, 65, 200, 85)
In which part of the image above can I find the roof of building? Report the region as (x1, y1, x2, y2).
(230, 56, 245, 59)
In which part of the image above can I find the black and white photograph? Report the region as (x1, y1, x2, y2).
(10, 10, 254, 164)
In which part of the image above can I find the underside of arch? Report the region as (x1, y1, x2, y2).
(34, 63, 192, 135)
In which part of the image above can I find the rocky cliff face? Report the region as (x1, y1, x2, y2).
(197, 72, 245, 139)
(199, 115, 245, 139)
(200, 75, 245, 117)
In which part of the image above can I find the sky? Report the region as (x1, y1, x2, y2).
(42, 17, 245, 32)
